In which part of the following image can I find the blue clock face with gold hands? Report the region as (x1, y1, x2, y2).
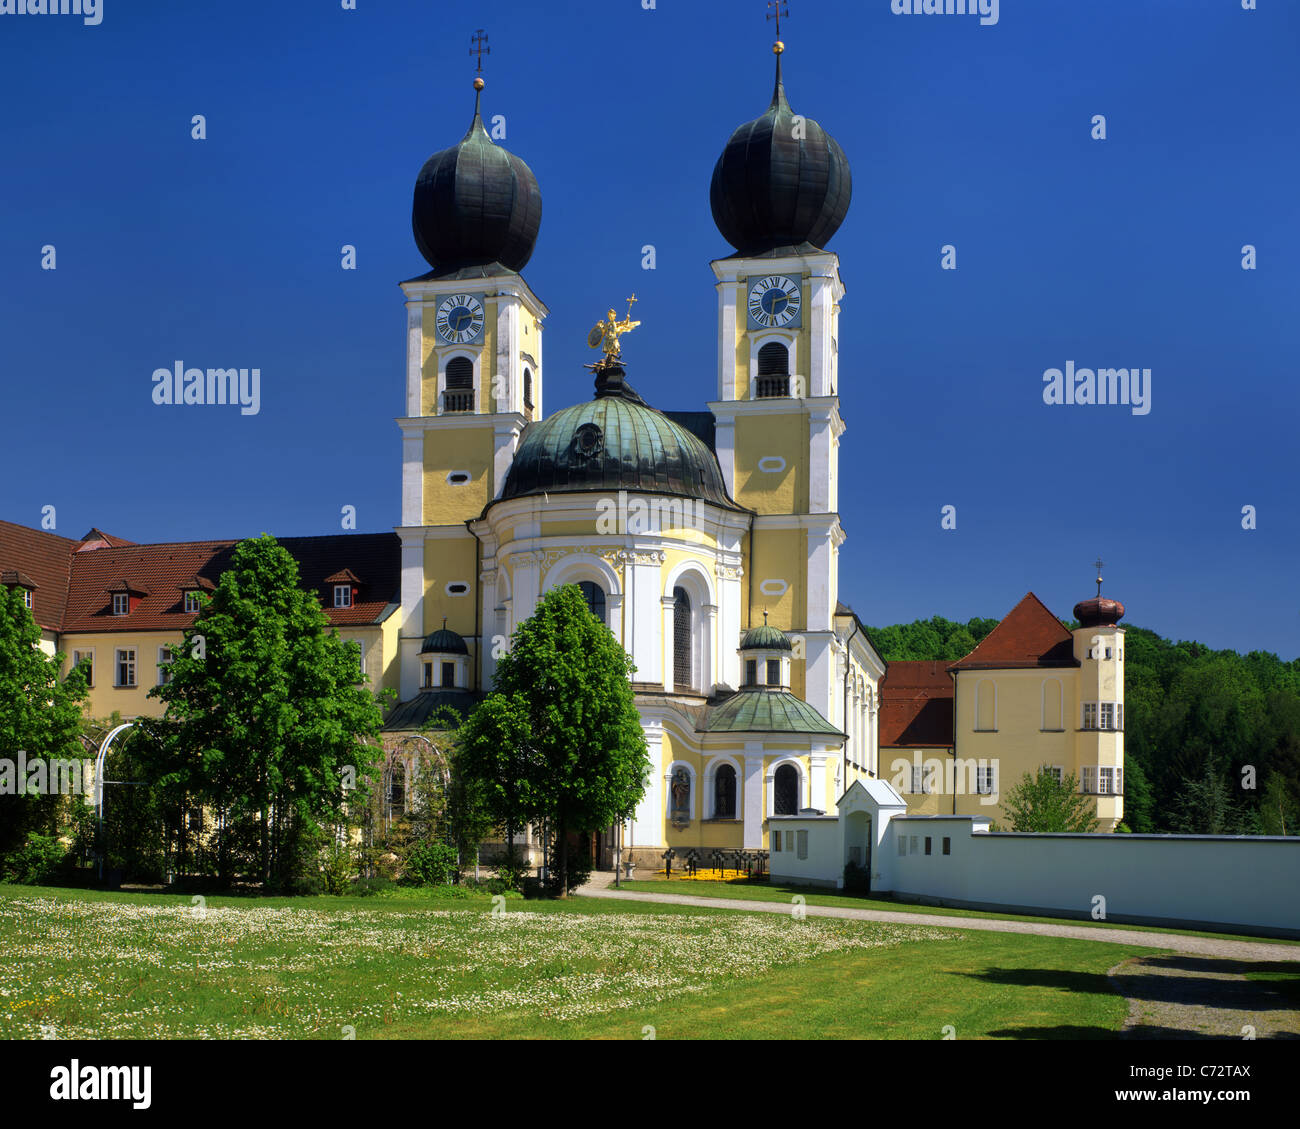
(747, 275, 801, 329)
(436, 293, 485, 344)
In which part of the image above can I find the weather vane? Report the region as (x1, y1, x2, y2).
(1093, 557, 1105, 596)
(767, 0, 788, 41)
(586, 296, 641, 369)
(470, 29, 490, 73)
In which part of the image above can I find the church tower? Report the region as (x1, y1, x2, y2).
(1071, 567, 1127, 831)
(396, 55, 547, 702)
(707, 28, 852, 729)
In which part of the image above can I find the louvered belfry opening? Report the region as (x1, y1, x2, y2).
(673, 586, 693, 692)
(444, 356, 473, 413)
(756, 342, 790, 398)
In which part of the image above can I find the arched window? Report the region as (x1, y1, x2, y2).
(523, 367, 534, 410)
(444, 356, 473, 413)
(669, 767, 691, 824)
(757, 342, 790, 398)
(673, 586, 692, 691)
(714, 764, 737, 819)
(386, 761, 406, 819)
(578, 581, 606, 625)
(774, 764, 799, 815)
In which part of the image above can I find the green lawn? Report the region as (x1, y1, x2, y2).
(1, 883, 1159, 1040)
(613, 878, 1300, 947)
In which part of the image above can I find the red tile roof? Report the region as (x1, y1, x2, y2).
(878, 660, 954, 747)
(0, 521, 400, 635)
(0, 520, 78, 632)
(947, 592, 1078, 671)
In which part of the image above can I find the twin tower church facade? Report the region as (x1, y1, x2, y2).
(0, 42, 1127, 860)
(391, 44, 1127, 859)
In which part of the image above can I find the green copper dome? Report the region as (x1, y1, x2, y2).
(499, 366, 739, 508)
(740, 623, 792, 651)
(420, 626, 468, 655)
(701, 689, 841, 736)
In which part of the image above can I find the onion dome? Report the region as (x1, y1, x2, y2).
(411, 79, 542, 277)
(498, 364, 739, 509)
(1074, 596, 1125, 628)
(740, 621, 792, 652)
(420, 622, 469, 655)
(710, 44, 851, 257)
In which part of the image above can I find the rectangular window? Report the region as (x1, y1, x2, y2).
(1099, 767, 1115, 794)
(1116, 703, 1124, 730)
(909, 835, 918, 855)
(942, 837, 951, 856)
(334, 585, 352, 609)
(766, 658, 781, 686)
(22, 589, 32, 609)
(1046, 765, 1064, 784)
(184, 590, 201, 613)
(1081, 765, 1098, 794)
(924, 837, 932, 856)
(796, 829, 808, 860)
(976, 765, 996, 794)
(1116, 767, 1124, 793)
(1082, 702, 1097, 729)
(112, 593, 129, 616)
(356, 641, 366, 673)
(421, 662, 433, 689)
(72, 650, 94, 688)
(1104, 647, 1113, 659)
(771, 830, 781, 852)
(910, 765, 925, 794)
(157, 646, 173, 686)
(115, 648, 136, 688)
(1099, 703, 1115, 730)
(441, 661, 455, 688)
(898, 835, 907, 856)
(187, 807, 202, 832)
(745, 659, 757, 685)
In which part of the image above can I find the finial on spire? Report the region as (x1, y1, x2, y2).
(766, 0, 788, 46)
(470, 28, 489, 108)
(1093, 557, 1105, 597)
(763, 608, 769, 625)
(442, 616, 448, 629)
(585, 296, 641, 370)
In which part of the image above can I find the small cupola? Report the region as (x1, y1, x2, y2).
(419, 620, 470, 691)
(1073, 559, 1125, 628)
(739, 611, 792, 690)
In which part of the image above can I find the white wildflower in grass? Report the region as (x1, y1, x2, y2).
(0, 893, 960, 1038)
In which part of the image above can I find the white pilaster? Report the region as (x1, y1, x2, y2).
(743, 746, 764, 848)
(406, 302, 424, 417)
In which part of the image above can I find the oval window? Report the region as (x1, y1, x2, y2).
(445, 582, 469, 596)
(757, 456, 786, 473)
(758, 579, 789, 597)
(446, 471, 471, 485)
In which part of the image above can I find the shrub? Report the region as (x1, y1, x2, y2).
(2, 832, 67, 885)
(320, 842, 354, 896)
(842, 860, 871, 894)
(403, 841, 460, 887)
(350, 876, 395, 897)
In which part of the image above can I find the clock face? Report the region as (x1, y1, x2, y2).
(747, 275, 801, 329)
(436, 293, 485, 344)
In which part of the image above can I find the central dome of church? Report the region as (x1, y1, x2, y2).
(710, 47, 851, 257)
(499, 367, 738, 509)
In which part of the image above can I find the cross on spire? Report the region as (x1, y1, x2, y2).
(1093, 557, 1105, 596)
(469, 29, 490, 73)
(766, 1, 788, 40)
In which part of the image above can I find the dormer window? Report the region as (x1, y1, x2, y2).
(184, 590, 201, 613)
(334, 585, 353, 609)
(112, 593, 129, 616)
(22, 589, 32, 610)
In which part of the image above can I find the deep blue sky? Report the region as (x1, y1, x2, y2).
(1, 0, 1296, 658)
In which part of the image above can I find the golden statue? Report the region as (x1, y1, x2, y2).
(587, 295, 640, 367)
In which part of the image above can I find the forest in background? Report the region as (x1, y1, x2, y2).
(866, 616, 1300, 835)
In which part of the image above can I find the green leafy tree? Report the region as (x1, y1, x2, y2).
(1121, 753, 1156, 833)
(459, 584, 650, 897)
(0, 585, 88, 857)
(141, 535, 387, 888)
(1001, 768, 1100, 833)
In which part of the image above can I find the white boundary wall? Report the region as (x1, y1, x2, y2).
(890, 816, 1300, 935)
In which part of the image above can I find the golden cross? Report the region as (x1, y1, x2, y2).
(766, 0, 788, 38)
(625, 294, 638, 320)
(470, 29, 490, 73)
(1093, 557, 1105, 596)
